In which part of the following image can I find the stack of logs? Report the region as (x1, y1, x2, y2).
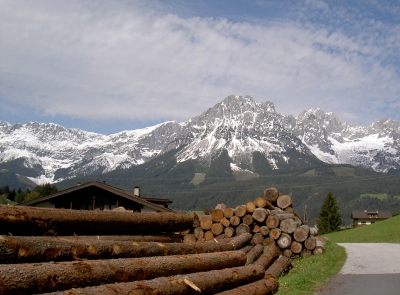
(0, 197, 296, 295)
(182, 187, 325, 258)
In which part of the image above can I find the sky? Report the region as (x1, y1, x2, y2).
(1, 0, 400, 135)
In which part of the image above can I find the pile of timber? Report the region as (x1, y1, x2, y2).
(0, 203, 293, 295)
(183, 187, 324, 259)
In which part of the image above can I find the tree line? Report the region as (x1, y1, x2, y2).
(0, 184, 58, 204)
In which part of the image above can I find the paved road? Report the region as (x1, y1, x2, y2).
(316, 243, 400, 295)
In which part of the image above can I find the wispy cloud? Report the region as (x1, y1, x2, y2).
(0, 0, 399, 133)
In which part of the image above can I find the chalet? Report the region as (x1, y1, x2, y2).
(18, 181, 175, 213)
(351, 211, 392, 227)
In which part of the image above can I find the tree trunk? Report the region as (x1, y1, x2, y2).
(211, 209, 224, 223)
(290, 241, 303, 254)
(276, 195, 292, 209)
(293, 225, 310, 242)
(0, 251, 247, 294)
(234, 205, 247, 218)
(279, 219, 298, 234)
(264, 187, 279, 204)
(277, 233, 292, 249)
(304, 235, 316, 250)
(265, 255, 291, 278)
(242, 215, 254, 226)
(0, 205, 193, 236)
(245, 244, 264, 265)
(252, 208, 269, 223)
(43, 234, 183, 243)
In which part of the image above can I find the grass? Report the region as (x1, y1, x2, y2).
(275, 214, 400, 295)
(360, 193, 388, 200)
(324, 214, 400, 243)
(190, 173, 205, 185)
(232, 170, 259, 181)
(275, 242, 346, 295)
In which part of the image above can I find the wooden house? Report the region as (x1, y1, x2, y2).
(351, 211, 392, 227)
(18, 181, 175, 213)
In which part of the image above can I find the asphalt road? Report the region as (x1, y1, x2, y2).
(315, 243, 400, 295)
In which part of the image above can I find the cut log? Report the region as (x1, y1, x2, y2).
(313, 240, 325, 255)
(220, 217, 230, 228)
(304, 235, 316, 250)
(230, 215, 241, 226)
(223, 207, 235, 219)
(301, 249, 312, 258)
(277, 233, 292, 249)
(242, 214, 254, 226)
(49, 261, 269, 295)
(266, 215, 279, 229)
(251, 233, 264, 245)
(183, 234, 197, 244)
(215, 203, 227, 211)
(193, 212, 202, 227)
(235, 224, 251, 236)
(273, 213, 295, 221)
(309, 227, 318, 236)
(252, 223, 261, 233)
(228, 233, 253, 250)
(200, 216, 213, 231)
(259, 226, 270, 236)
(262, 237, 275, 247)
(234, 205, 247, 218)
(293, 225, 310, 242)
(264, 187, 279, 203)
(283, 207, 303, 222)
(193, 227, 204, 239)
(254, 197, 267, 208)
(245, 201, 256, 213)
(283, 249, 293, 258)
(252, 208, 269, 223)
(211, 209, 224, 223)
(269, 228, 281, 240)
(253, 243, 282, 270)
(279, 219, 298, 234)
(0, 251, 247, 294)
(265, 255, 291, 278)
(0, 205, 193, 236)
(214, 277, 279, 295)
(204, 230, 215, 241)
(245, 244, 264, 265)
(290, 241, 303, 254)
(276, 195, 292, 209)
(316, 236, 329, 245)
(180, 229, 190, 235)
(211, 223, 225, 236)
(224, 227, 235, 238)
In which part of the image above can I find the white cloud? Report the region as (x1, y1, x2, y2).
(0, 0, 399, 131)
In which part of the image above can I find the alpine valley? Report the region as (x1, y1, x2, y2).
(1, 95, 400, 223)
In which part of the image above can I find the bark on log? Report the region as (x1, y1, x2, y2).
(273, 213, 295, 221)
(211, 223, 225, 236)
(230, 215, 241, 227)
(253, 243, 282, 270)
(211, 209, 224, 223)
(293, 225, 310, 242)
(47, 262, 269, 295)
(0, 251, 248, 294)
(262, 237, 275, 247)
(223, 208, 235, 219)
(313, 240, 325, 255)
(193, 227, 204, 239)
(214, 277, 279, 295)
(180, 229, 190, 235)
(245, 244, 264, 265)
(290, 241, 303, 254)
(265, 255, 291, 278)
(43, 234, 183, 243)
(264, 187, 279, 204)
(279, 219, 298, 234)
(0, 234, 252, 264)
(224, 227, 235, 238)
(252, 208, 269, 223)
(183, 234, 197, 244)
(0, 205, 193, 236)
(242, 214, 254, 226)
(266, 215, 279, 229)
(245, 202, 256, 213)
(239, 245, 254, 254)
(251, 233, 264, 245)
(269, 228, 281, 240)
(259, 226, 270, 236)
(277, 233, 292, 249)
(304, 235, 316, 250)
(234, 205, 247, 218)
(276, 195, 292, 209)
(236, 224, 251, 235)
(220, 217, 230, 228)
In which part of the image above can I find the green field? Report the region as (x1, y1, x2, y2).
(232, 170, 259, 181)
(190, 173, 206, 185)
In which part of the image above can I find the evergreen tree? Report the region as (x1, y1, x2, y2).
(317, 192, 342, 234)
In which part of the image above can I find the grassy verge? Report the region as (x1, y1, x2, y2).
(324, 214, 400, 243)
(275, 242, 346, 295)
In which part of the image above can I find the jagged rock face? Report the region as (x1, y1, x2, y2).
(1, 95, 399, 184)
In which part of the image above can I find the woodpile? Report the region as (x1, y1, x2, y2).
(0, 187, 324, 294)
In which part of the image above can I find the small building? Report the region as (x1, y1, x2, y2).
(18, 181, 175, 213)
(351, 211, 392, 227)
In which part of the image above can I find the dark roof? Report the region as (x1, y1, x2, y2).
(18, 181, 176, 213)
(351, 211, 392, 219)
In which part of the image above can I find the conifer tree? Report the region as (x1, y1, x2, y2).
(317, 192, 342, 234)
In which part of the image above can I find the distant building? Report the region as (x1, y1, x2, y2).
(351, 211, 392, 227)
(18, 181, 175, 213)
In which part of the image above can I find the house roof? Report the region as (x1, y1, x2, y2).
(18, 181, 176, 213)
(351, 211, 392, 219)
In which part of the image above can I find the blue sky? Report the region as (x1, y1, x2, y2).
(1, 0, 399, 134)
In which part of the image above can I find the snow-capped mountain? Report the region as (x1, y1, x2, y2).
(1, 95, 399, 184)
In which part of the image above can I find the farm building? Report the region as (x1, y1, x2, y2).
(351, 211, 392, 227)
(18, 181, 175, 213)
